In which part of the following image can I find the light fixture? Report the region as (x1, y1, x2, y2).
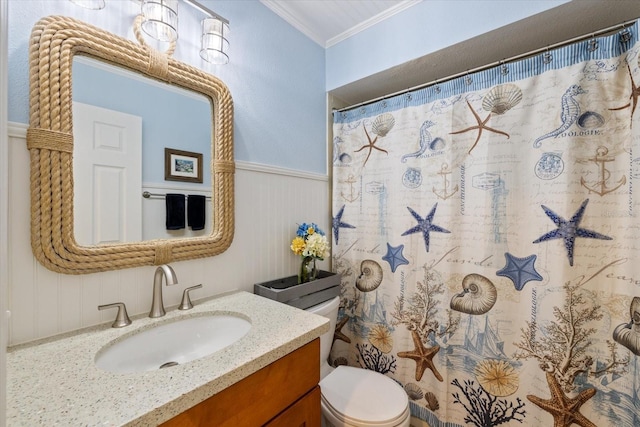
(68, 0, 106, 10)
(141, 0, 179, 43)
(69, 0, 230, 64)
(200, 16, 229, 64)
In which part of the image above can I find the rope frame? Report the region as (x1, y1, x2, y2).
(27, 16, 235, 274)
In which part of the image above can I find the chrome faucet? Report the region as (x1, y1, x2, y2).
(149, 264, 179, 318)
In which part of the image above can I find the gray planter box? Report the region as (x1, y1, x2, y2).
(254, 271, 341, 310)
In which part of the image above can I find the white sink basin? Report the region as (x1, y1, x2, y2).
(95, 314, 251, 374)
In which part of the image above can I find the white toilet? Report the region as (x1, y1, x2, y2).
(306, 296, 411, 427)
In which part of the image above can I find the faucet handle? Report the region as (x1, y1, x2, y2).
(179, 284, 203, 310)
(98, 302, 132, 328)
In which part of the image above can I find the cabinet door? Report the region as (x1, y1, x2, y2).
(265, 386, 321, 427)
(161, 339, 319, 427)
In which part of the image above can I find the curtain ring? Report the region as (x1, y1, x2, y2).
(433, 80, 441, 94)
(464, 73, 473, 86)
(619, 25, 632, 44)
(543, 49, 553, 64)
(588, 35, 599, 52)
(381, 100, 387, 108)
(406, 92, 413, 101)
(500, 61, 509, 76)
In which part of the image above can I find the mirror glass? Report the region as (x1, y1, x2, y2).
(72, 56, 213, 245)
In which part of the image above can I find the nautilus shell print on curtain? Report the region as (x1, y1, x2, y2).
(355, 259, 383, 292)
(613, 296, 640, 355)
(450, 273, 497, 315)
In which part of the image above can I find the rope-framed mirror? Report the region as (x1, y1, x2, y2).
(27, 15, 234, 274)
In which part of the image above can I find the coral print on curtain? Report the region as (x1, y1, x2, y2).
(331, 21, 640, 427)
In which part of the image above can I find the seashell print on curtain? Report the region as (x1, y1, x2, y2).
(331, 20, 640, 427)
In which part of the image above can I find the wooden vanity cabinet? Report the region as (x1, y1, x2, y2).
(161, 338, 321, 427)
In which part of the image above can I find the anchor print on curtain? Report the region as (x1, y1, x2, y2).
(331, 21, 640, 427)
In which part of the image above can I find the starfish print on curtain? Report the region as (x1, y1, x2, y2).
(397, 330, 443, 382)
(496, 252, 544, 290)
(532, 199, 612, 266)
(527, 371, 596, 427)
(332, 204, 356, 244)
(402, 204, 450, 253)
(449, 93, 513, 154)
(333, 315, 351, 344)
(355, 113, 395, 167)
(382, 243, 409, 273)
(609, 61, 640, 127)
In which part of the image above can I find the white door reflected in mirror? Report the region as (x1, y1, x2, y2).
(73, 102, 143, 246)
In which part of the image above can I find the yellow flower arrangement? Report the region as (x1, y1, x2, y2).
(291, 223, 329, 283)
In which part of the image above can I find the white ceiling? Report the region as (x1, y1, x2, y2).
(259, 0, 421, 47)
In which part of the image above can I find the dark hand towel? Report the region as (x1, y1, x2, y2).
(188, 195, 206, 230)
(165, 193, 186, 230)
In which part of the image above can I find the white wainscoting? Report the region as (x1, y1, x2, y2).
(7, 123, 330, 345)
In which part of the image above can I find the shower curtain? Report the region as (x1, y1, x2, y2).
(331, 21, 640, 426)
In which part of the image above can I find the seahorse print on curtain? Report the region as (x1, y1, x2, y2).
(533, 84, 586, 148)
(331, 21, 640, 427)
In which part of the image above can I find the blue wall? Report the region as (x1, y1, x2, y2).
(7, 0, 327, 174)
(325, 0, 569, 91)
(8, 0, 572, 175)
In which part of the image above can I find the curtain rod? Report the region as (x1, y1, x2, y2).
(336, 18, 637, 113)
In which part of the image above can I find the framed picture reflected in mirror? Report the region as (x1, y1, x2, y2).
(165, 147, 203, 183)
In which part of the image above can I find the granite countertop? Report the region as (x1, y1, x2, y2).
(6, 291, 329, 426)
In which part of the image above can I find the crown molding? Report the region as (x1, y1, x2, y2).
(326, 1, 421, 48)
(260, 0, 421, 48)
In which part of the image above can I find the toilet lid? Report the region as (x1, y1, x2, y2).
(319, 366, 408, 425)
